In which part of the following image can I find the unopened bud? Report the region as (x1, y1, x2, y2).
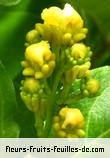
(86, 79, 100, 95)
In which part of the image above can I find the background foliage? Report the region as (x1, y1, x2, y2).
(0, 0, 110, 137)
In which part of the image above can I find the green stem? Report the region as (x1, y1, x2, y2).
(37, 48, 71, 137)
(34, 112, 44, 137)
(43, 94, 56, 137)
(44, 67, 65, 137)
(44, 79, 51, 94)
(65, 94, 84, 105)
(58, 82, 72, 104)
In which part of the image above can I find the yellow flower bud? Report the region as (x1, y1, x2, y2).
(53, 107, 85, 138)
(58, 130, 66, 138)
(53, 122, 60, 131)
(35, 23, 52, 43)
(41, 3, 83, 30)
(53, 116, 60, 122)
(64, 61, 91, 83)
(21, 61, 29, 68)
(73, 33, 86, 42)
(22, 67, 35, 76)
(73, 28, 88, 42)
(71, 43, 90, 60)
(75, 129, 85, 138)
(20, 92, 32, 111)
(41, 3, 86, 45)
(22, 78, 40, 94)
(86, 79, 100, 95)
(77, 62, 91, 78)
(59, 107, 69, 118)
(63, 33, 72, 45)
(83, 89, 89, 96)
(26, 29, 39, 44)
(41, 64, 50, 75)
(63, 4, 83, 32)
(24, 41, 55, 78)
(25, 41, 51, 66)
(20, 92, 40, 112)
(41, 6, 63, 27)
(59, 107, 84, 129)
(35, 71, 44, 79)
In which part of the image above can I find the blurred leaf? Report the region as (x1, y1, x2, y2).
(0, 62, 20, 137)
(0, 0, 33, 79)
(70, 66, 110, 137)
(0, 0, 21, 6)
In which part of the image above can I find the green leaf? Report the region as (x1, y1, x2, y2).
(98, 129, 110, 138)
(70, 66, 110, 137)
(86, 87, 110, 137)
(0, 0, 34, 79)
(0, 0, 21, 6)
(0, 62, 20, 137)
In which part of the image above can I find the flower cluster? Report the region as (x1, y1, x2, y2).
(20, 78, 43, 112)
(22, 41, 55, 79)
(53, 107, 85, 138)
(20, 3, 100, 138)
(41, 4, 87, 46)
(26, 4, 87, 48)
(20, 41, 55, 115)
(63, 43, 92, 83)
(81, 78, 100, 96)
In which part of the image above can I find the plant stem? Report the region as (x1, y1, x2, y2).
(43, 94, 56, 137)
(34, 112, 44, 137)
(65, 94, 84, 105)
(58, 82, 72, 104)
(44, 68, 65, 137)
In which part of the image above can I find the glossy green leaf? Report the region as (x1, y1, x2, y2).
(0, 0, 21, 6)
(0, 62, 20, 137)
(86, 87, 110, 137)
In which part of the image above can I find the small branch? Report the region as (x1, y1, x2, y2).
(64, 94, 84, 105)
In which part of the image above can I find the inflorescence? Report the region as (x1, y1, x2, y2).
(20, 4, 100, 138)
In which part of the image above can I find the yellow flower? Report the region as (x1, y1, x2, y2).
(85, 79, 100, 95)
(59, 107, 84, 129)
(71, 43, 90, 60)
(20, 78, 41, 112)
(25, 41, 51, 66)
(26, 29, 40, 44)
(62, 4, 83, 32)
(86, 79, 100, 94)
(64, 62, 91, 83)
(41, 4, 84, 35)
(41, 6, 63, 27)
(53, 107, 85, 138)
(23, 41, 55, 79)
(21, 78, 40, 94)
